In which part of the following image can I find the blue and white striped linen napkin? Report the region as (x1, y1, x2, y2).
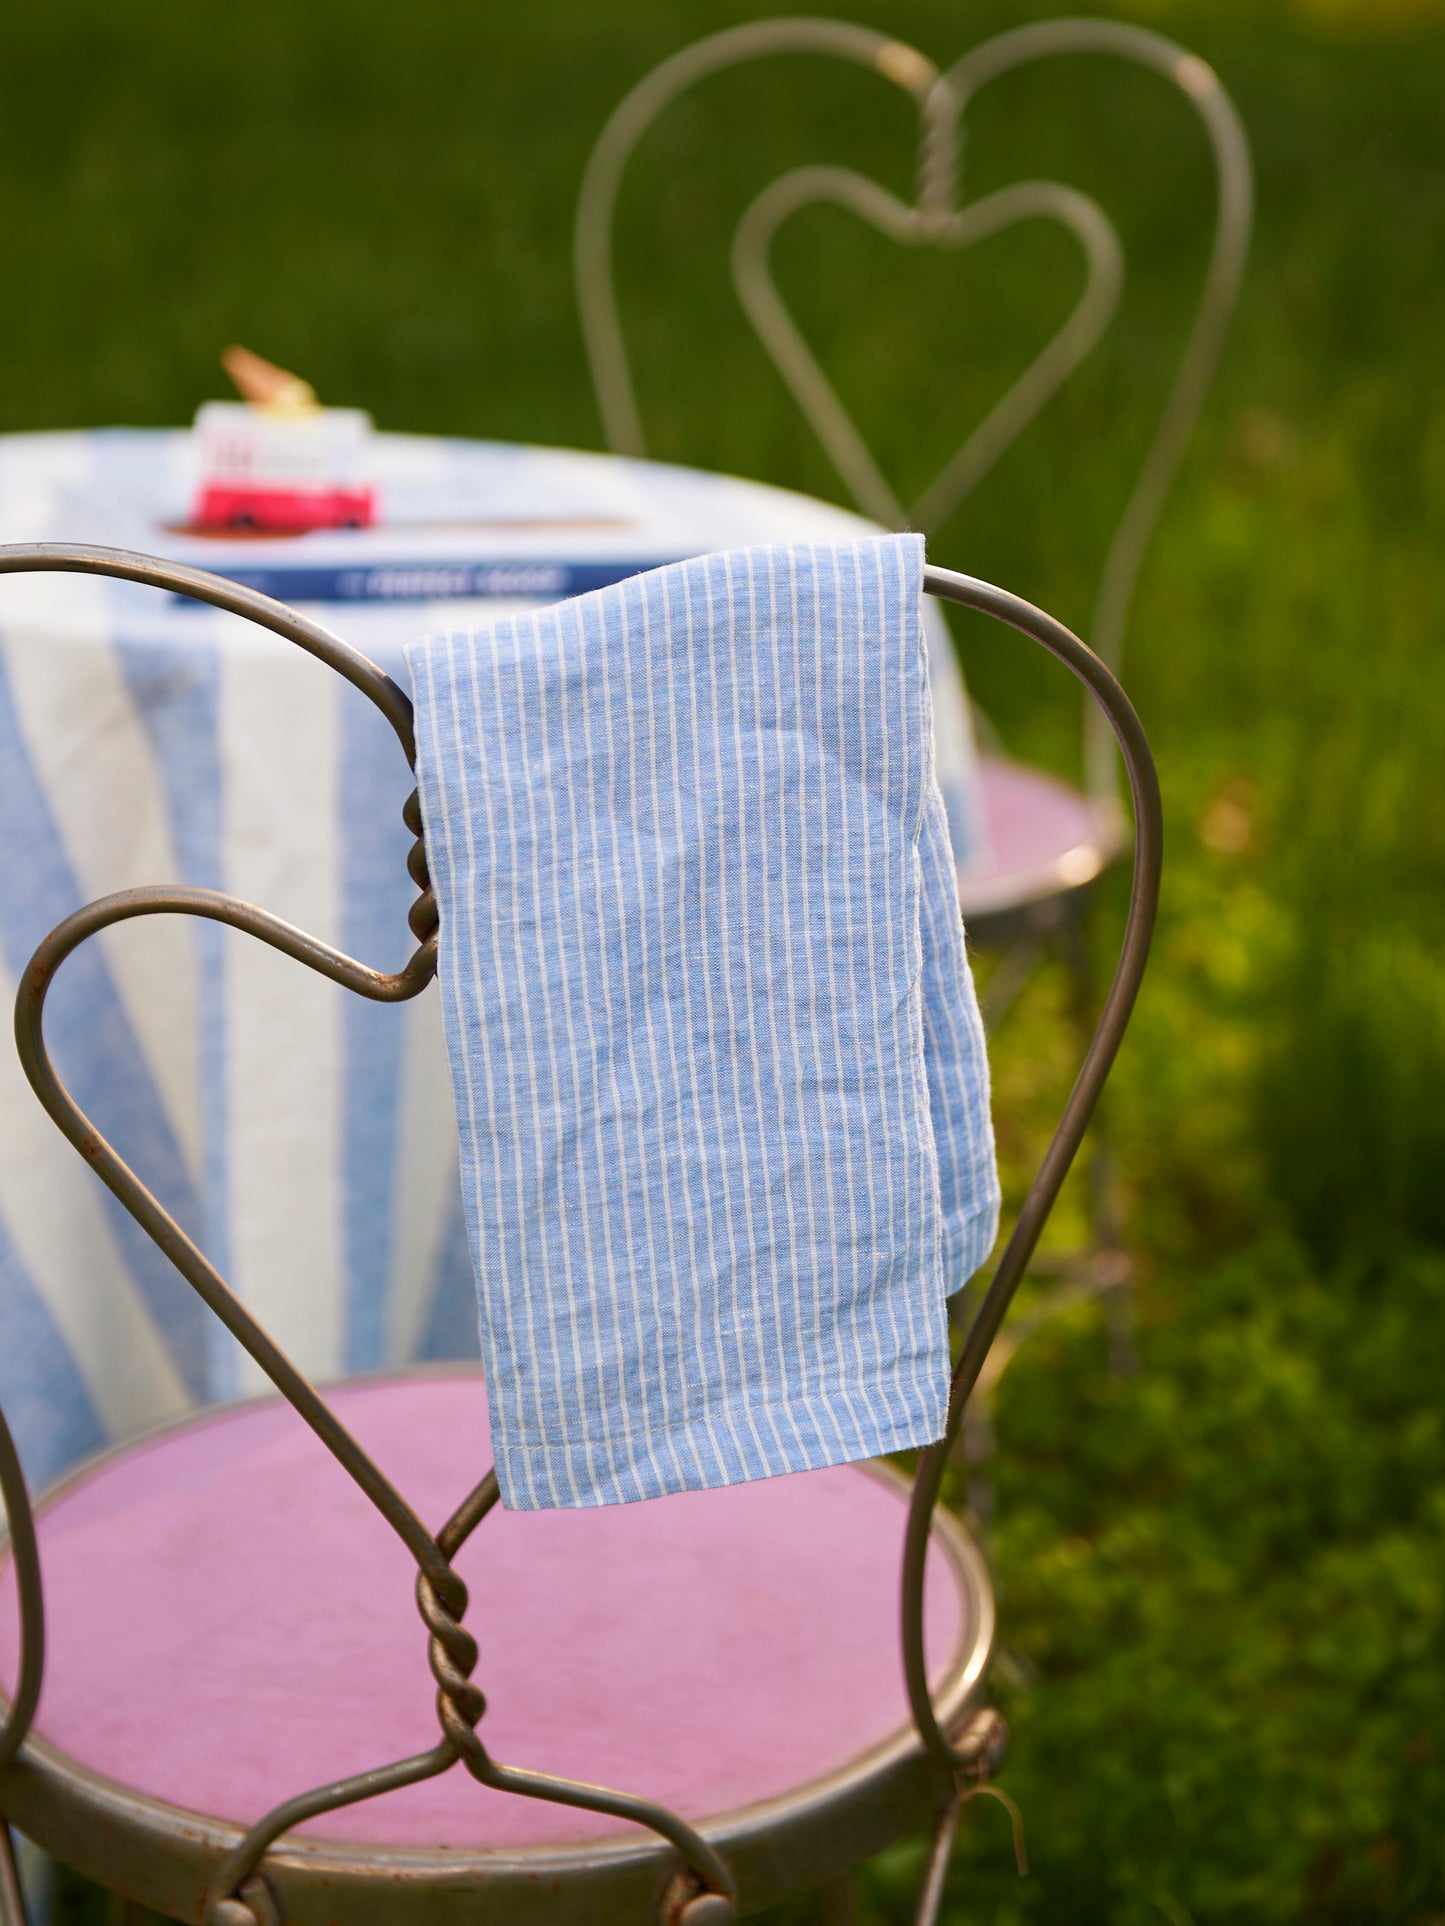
(406, 534, 999, 1510)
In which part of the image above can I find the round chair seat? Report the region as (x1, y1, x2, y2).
(0, 1371, 991, 1923)
(959, 754, 1121, 920)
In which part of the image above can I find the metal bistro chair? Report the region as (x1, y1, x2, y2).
(0, 541, 1160, 1926)
(576, 15, 1246, 1386)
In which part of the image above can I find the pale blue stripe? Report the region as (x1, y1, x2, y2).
(0, 650, 210, 1404)
(920, 784, 1003, 1281)
(419, 1183, 484, 1364)
(0, 1220, 106, 1487)
(108, 596, 237, 1396)
(338, 681, 414, 1370)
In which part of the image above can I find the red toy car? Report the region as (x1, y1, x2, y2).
(194, 480, 375, 534)
(191, 402, 376, 535)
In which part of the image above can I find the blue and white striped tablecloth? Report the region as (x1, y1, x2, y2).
(0, 428, 984, 1490)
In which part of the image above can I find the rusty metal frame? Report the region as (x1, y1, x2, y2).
(902, 564, 1160, 1785)
(0, 542, 1160, 1923)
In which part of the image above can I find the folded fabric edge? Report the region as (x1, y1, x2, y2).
(490, 1373, 950, 1511)
(942, 1192, 1003, 1291)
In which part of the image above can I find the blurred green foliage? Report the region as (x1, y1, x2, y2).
(6, 0, 1444, 1919)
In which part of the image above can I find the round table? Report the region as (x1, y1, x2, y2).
(0, 428, 983, 1489)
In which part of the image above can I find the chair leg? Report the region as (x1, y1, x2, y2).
(104, 1890, 151, 1926)
(960, 1360, 997, 1539)
(0, 1826, 30, 1926)
(1056, 908, 1137, 1378)
(951, 880, 1142, 1545)
(951, 901, 1138, 1524)
(818, 1873, 855, 1924)
(977, 929, 1044, 1033)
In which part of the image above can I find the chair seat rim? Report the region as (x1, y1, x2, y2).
(0, 1367, 993, 1920)
(958, 760, 1129, 919)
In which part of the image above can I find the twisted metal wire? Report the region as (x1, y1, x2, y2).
(0, 545, 737, 1925)
(915, 74, 961, 222)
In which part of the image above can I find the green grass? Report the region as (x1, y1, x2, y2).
(7, 0, 1445, 1919)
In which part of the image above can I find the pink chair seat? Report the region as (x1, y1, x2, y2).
(0, 1372, 977, 1858)
(959, 755, 1119, 918)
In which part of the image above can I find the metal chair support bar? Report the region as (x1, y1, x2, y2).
(899, 563, 1162, 1771)
(0, 1819, 27, 1926)
(0, 1415, 41, 1778)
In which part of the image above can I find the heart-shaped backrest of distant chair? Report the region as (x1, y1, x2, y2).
(727, 27, 1252, 800)
(576, 17, 1251, 800)
(731, 160, 1123, 534)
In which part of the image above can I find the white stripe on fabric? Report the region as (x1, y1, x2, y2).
(547, 593, 643, 1494)
(827, 542, 905, 1434)
(585, 593, 693, 1494)
(406, 536, 994, 1510)
(682, 564, 771, 1482)
(655, 566, 754, 1485)
(724, 552, 806, 1460)
(0, 949, 191, 1438)
(774, 546, 860, 1451)
(921, 598, 990, 870)
(920, 785, 1002, 1279)
(4, 613, 203, 1186)
(219, 623, 343, 1389)
(433, 625, 562, 1506)
(385, 992, 465, 1365)
(489, 612, 616, 1502)
(639, 573, 728, 1486)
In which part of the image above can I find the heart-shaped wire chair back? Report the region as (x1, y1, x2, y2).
(575, 16, 1252, 806)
